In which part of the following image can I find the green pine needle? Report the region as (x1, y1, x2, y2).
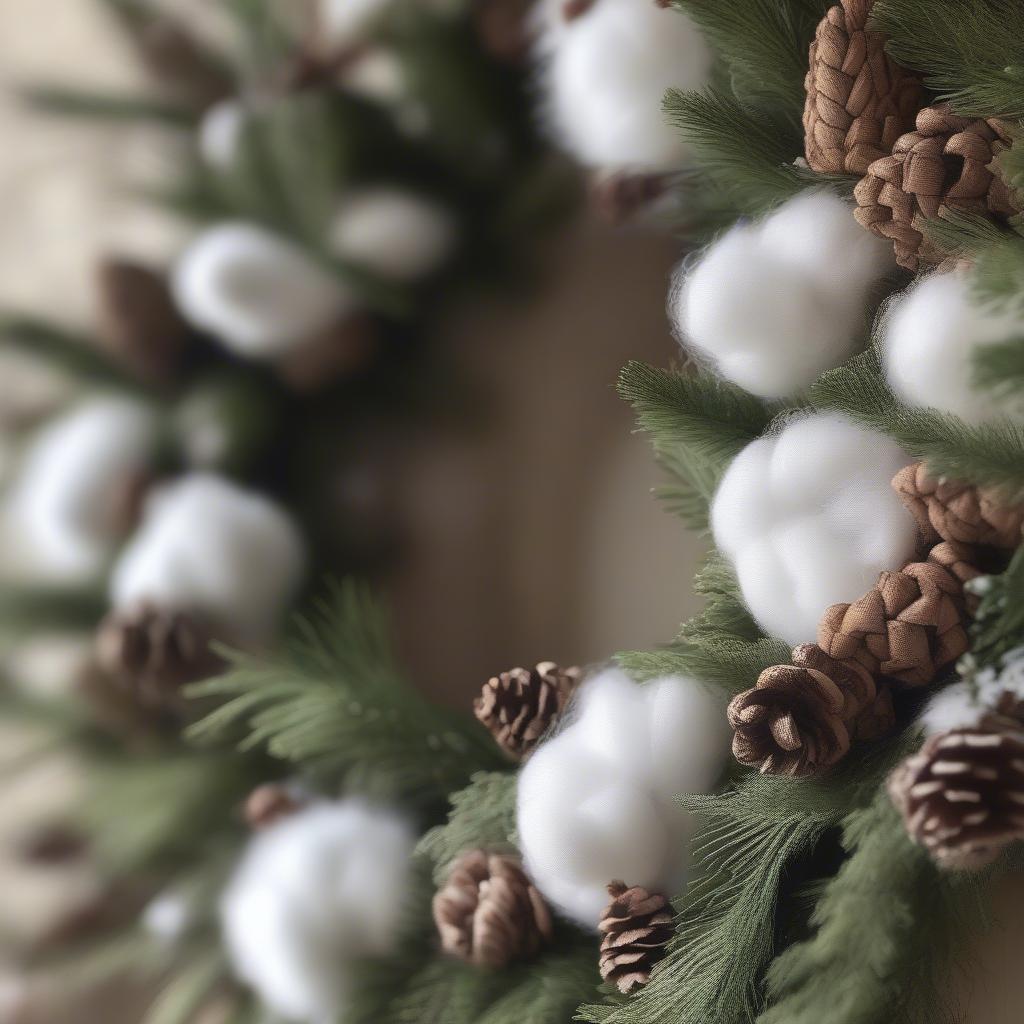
(22, 86, 194, 125)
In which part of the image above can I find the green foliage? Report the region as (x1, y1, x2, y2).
(967, 546, 1024, 670)
(188, 582, 504, 807)
(23, 86, 194, 125)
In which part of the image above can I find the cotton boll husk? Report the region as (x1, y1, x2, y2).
(537, 0, 712, 171)
(711, 413, 917, 647)
(673, 192, 895, 399)
(517, 668, 729, 928)
(329, 190, 456, 282)
(3, 397, 159, 585)
(110, 474, 305, 645)
(881, 270, 1024, 424)
(198, 99, 248, 169)
(221, 800, 414, 1023)
(172, 223, 355, 360)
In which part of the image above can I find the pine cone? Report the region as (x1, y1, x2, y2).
(433, 851, 553, 968)
(474, 662, 582, 760)
(854, 104, 1019, 270)
(803, 0, 923, 175)
(598, 882, 674, 995)
(96, 602, 222, 709)
(590, 172, 670, 223)
(244, 784, 304, 830)
(889, 722, 1024, 869)
(728, 644, 892, 776)
(818, 541, 980, 687)
(893, 463, 1024, 551)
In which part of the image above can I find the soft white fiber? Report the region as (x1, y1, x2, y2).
(3, 397, 159, 584)
(711, 413, 917, 647)
(110, 474, 305, 644)
(535, 0, 712, 171)
(923, 647, 1024, 736)
(198, 99, 248, 169)
(881, 270, 1024, 424)
(673, 191, 895, 399)
(329, 189, 456, 282)
(172, 223, 355, 359)
(318, 0, 458, 48)
(516, 668, 729, 929)
(221, 800, 414, 1024)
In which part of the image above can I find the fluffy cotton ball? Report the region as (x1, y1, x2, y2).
(712, 412, 917, 647)
(881, 270, 1024, 424)
(329, 189, 456, 282)
(517, 668, 729, 929)
(318, 0, 457, 48)
(143, 891, 192, 944)
(674, 191, 895, 399)
(923, 647, 1024, 735)
(172, 223, 355, 359)
(221, 800, 414, 1024)
(536, 0, 712, 171)
(3, 397, 159, 584)
(198, 99, 248, 169)
(342, 48, 407, 106)
(110, 474, 305, 644)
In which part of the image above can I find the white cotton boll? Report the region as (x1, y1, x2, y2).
(881, 271, 1024, 424)
(221, 800, 414, 1024)
(537, 0, 712, 171)
(342, 48, 407, 106)
(3, 397, 159, 585)
(110, 474, 305, 645)
(318, 0, 394, 47)
(143, 891, 192, 944)
(674, 192, 895, 399)
(517, 668, 730, 929)
(172, 223, 355, 360)
(198, 99, 248, 169)
(329, 190, 456, 282)
(711, 413, 917, 647)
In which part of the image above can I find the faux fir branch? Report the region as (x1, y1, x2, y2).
(22, 86, 195, 126)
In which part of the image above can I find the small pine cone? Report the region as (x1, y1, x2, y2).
(96, 602, 222, 709)
(474, 662, 582, 760)
(889, 723, 1024, 869)
(803, 0, 923, 175)
(892, 463, 1024, 551)
(598, 882, 674, 995)
(244, 784, 304, 830)
(818, 541, 980, 688)
(433, 851, 553, 968)
(854, 104, 1019, 271)
(728, 645, 889, 776)
(276, 313, 378, 392)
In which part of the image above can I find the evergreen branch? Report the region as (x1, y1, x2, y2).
(143, 954, 228, 1024)
(0, 583, 108, 632)
(22, 86, 195, 125)
(967, 545, 1024, 669)
(971, 335, 1024, 398)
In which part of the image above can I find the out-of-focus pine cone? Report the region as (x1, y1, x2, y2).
(474, 662, 582, 760)
(728, 644, 892, 776)
(854, 104, 1019, 270)
(598, 882, 674, 995)
(893, 463, 1024, 551)
(96, 602, 223, 710)
(244, 784, 305, 830)
(818, 541, 980, 687)
(889, 721, 1024, 869)
(276, 313, 379, 392)
(590, 172, 670, 223)
(803, 0, 923, 175)
(433, 851, 553, 968)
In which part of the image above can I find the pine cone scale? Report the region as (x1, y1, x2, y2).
(598, 883, 673, 994)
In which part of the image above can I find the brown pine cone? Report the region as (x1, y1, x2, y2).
(818, 541, 980, 687)
(854, 104, 1019, 270)
(893, 463, 1024, 551)
(803, 0, 923, 175)
(474, 662, 582, 760)
(889, 722, 1024, 869)
(598, 882, 674, 995)
(728, 644, 891, 776)
(433, 851, 553, 968)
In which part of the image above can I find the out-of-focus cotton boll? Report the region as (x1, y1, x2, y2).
(342, 48, 407, 106)
(110, 474, 305, 645)
(3, 398, 159, 585)
(517, 669, 729, 929)
(221, 800, 414, 1024)
(881, 270, 1024, 424)
(198, 99, 248, 169)
(922, 647, 1024, 736)
(318, 0, 394, 47)
(712, 413, 917, 647)
(674, 191, 895, 399)
(172, 223, 355, 360)
(330, 190, 456, 282)
(536, 0, 712, 171)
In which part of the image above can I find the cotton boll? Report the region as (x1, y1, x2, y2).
(674, 192, 895, 399)
(198, 99, 248, 169)
(537, 0, 712, 171)
(881, 271, 1024, 424)
(172, 223, 355, 360)
(3, 397, 159, 585)
(318, 0, 394, 47)
(341, 48, 407, 107)
(329, 190, 456, 282)
(110, 474, 305, 645)
(711, 413, 917, 647)
(221, 800, 414, 1023)
(517, 668, 730, 929)
(143, 890, 192, 944)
